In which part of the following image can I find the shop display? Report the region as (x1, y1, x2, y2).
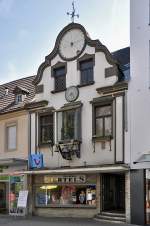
(34, 174, 96, 207)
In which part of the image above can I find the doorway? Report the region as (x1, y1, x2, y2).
(102, 174, 125, 212)
(0, 183, 6, 213)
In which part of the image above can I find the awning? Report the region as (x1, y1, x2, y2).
(0, 164, 129, 176)
(134, 154, 150, 164)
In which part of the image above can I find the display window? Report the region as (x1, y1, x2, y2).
(9, 175, 24, 215)
(34, 175, 96, 208)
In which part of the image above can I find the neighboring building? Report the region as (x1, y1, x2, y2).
(129, 0, 150, 225)
(0, 76, 35, 214)
(25, 22, 130, 222)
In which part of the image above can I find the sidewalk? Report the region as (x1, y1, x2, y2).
(0, 215, 139, 226)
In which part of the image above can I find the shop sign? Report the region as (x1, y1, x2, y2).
(29, 153, 44, 169)
(44, 175, 86, 184)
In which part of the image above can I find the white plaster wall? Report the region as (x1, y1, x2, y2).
(31, 40, 122, 168)
(129, 0, 150, 169)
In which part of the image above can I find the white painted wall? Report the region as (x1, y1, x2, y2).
(30, 25, 125, 168)
(129, 0, 150, 168)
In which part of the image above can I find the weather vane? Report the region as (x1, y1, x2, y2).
(67, 1, 79, 23)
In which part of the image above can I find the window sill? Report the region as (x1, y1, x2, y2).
(92, 135, 112, 142)
(51, 89, 66, 94)
(77, 81, 95, 88)
(38, 142, 53, 148)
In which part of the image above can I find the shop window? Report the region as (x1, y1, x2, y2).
(34, 175, 96, 207)
(57, 107, 81, 142)
(80, 59, 94, 85)
(94, 104, 112, 138)
(54, 67, 66, 92)
(38, 113, 53, 146)
(6, 123, 17, 151)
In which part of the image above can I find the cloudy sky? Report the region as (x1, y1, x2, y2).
(0, 0, 129, 84)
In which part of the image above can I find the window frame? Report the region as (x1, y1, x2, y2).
(92, 98, 113, 141)
(51, 62, 67, 93)
(77, 54, 95, 87)
(56, 104, 82, 143)
(5, 122, 17, 151)
(38, 112, 54, 147)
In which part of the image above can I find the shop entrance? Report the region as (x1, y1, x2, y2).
(0, 183, 6, 213)
(102, 174, 125, 212)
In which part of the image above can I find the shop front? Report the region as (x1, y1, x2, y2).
(0, 174, 26, 216)
(32, 174, 99, 217)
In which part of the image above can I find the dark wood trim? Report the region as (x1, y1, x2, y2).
(77, 53, 95, 70)
(105, 65, 119, 78)
(90, 96, 114, 105)
(77, 81, 95, 88)
(28, 112, 31, 170)
(51, 88, 66, 94)
(25, 100, 48, 110)
(96, 81, 128, 95)
(35, 112, 37, 154)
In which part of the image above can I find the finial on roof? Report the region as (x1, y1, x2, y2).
(67, 1, 79, 23)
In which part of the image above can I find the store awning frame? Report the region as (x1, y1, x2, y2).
(0, 164, 129, 176)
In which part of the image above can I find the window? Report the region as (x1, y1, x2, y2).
(39, 113, 53, 146)
(15, 94, 23, 104)
(94, 105, 112, 138)
(80, 59, 94, 85)
(6, 124, 17, 150)
(57, 108, 81, 142)
(34, 175, 96, 207)
(54, 67, 66, 92)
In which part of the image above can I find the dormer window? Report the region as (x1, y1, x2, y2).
(13, 85, 29, 104)
(15, 94, 23, 104)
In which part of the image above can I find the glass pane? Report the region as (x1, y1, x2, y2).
(57, 108, 81, 142)
(7, 125, 16, 150)
(35, 184, 96, 207)
(80, 59, 93, 70)
(55, 75, 66, 91)
(105, 117, 112, 136)
(40, 115, 53, 125)
(41, 125, 53, 143)
(96, 118, 103, 136)
(54, 67, 65, 77)
(62, 110, 75, 140)
(81, 68, 93, 84)
(96, 106, 111, 117)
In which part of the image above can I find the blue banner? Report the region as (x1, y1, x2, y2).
(29, 153, 44, 169)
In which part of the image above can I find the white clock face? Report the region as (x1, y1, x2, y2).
(65, 86, 79, 102)
(59, 29, 85, 60)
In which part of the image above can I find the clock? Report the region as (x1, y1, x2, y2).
(65, 86, 79, 102)
(59, 28, 85, 61)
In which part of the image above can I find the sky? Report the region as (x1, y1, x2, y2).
(0, 0, 129, 84)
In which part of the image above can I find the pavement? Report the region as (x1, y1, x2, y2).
(0, 216, 139, 226)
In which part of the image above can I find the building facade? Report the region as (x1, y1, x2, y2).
(130, 0, 150, 225)
(0, 76, 35, 215)
(25, 22, 130, 222)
